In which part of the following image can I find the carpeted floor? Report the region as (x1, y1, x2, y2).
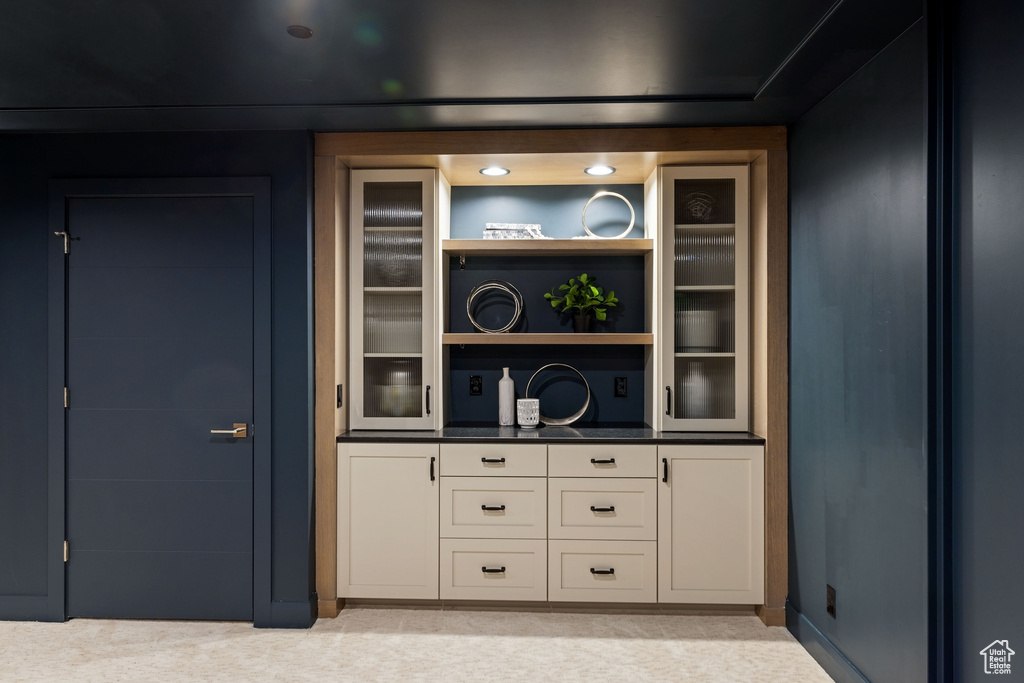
(0, 608, 832, 682)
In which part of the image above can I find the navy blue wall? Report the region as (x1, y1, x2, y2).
(955, 1, 1024, 678)
(789, 20, 930, 682)
(0, 131, 314, 627)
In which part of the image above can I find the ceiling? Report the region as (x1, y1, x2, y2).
(0, 0, 922, 132)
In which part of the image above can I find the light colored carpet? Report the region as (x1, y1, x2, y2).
(0, 608, 832, 682)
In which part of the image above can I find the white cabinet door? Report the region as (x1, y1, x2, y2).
(658, 445, 764, 604)
(337, 443, 439, 599)
(659, 165, 750, 431)
(349, 169, 442, 429)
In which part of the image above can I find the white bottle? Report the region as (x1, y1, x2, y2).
(498, 367, 515, 426)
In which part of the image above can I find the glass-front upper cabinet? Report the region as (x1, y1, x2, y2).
(659, 166, 749, 431)
(349, 169, 442, 429)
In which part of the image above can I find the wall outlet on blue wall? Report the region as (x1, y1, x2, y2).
(469, 375, 483, 396)
(826, 584, 836, 618)
(614, 377, 628, 397)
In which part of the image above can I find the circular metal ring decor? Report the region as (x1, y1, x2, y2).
(525, 363, 591, 426)
(466, 279, 524, 334)
(581, 190, 636, 239)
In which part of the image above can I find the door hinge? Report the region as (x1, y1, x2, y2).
(63, 540, 69, 563)
(64, 387, 69, 409)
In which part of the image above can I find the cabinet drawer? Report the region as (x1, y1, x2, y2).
(440, 539, 546, 601)
(548, 444, 657, 478)
(548, 540, 657, 603)
(440, 477, 546, 539)
(440, 443, 547, 477)
(548, 478, 657, 541)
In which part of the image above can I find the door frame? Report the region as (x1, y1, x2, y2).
(48, 177, 272, 621)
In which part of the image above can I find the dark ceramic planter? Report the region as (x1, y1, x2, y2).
(572, 314, 593, 333)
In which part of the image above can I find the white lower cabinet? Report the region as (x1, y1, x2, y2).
(440, 539, 547, 601)
(548, 447, 658, 604)
(337, 441, 766, 608)
(337, 443, 439, 599)
(548, 540, 658, 603)
(658, 444, 765, 604)
(439, 444, 548, 601)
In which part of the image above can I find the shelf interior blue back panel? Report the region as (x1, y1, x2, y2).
(450, 184, 645, 239)
(449, 255, 646, 335)
(448, 345, 646, 425)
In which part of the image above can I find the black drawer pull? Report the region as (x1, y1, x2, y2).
(590, 568, 615, 575)
(665, 386, 672, 416)
(481, 566, 506, 574)
(590, 458, 615, 465)
(430, 456, 436, 481)
(481, 504, 506, 512)
(481, 457, 507, 464)
(590, 505, 616, 513)
(662, 457, 668, 483)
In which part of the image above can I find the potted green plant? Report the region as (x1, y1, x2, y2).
(543, 273, 619, 332)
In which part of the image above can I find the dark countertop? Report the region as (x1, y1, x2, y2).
(337, 424, 765, 445)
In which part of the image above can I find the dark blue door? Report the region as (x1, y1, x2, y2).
(64, 194, 254, 619)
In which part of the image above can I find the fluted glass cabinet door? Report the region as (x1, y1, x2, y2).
(660, 166, 749, 431)
(350, 169, 439, 429)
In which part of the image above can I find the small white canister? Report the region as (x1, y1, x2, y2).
(516, 398, 540, 428)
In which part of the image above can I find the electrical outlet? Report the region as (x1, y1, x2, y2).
(469, 375, 483, 396)
(826, 584, 836, 618)
(614, 377, 628, 397)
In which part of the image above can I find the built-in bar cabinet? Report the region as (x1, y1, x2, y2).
(313, 128, 790, 625)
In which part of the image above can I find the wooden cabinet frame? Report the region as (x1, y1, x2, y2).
(313, 127, 788, 625)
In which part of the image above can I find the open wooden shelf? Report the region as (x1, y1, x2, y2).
(442, 238, 653, 257)
(443, 332, 654, 345)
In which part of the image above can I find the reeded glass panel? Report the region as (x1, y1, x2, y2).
(363, 292, 422, 354)
(363, 182, 423, 227)
(363, 228, 423, 288)
(674, 358, 736, 420)
(673, 228, 735, 286)
(673, 179, 736, 225)
(674, 291, 735, 353)
(364, 357, 422, 418)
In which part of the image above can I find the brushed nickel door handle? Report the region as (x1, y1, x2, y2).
(211, 423, 247, 438)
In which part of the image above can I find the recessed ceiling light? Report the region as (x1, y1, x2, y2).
(585, 165, 616, 176)
(479, 166, 510, 177)
(287, 25, 313, 39)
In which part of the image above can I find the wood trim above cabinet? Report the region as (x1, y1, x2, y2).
(315, 127, 787, 157)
